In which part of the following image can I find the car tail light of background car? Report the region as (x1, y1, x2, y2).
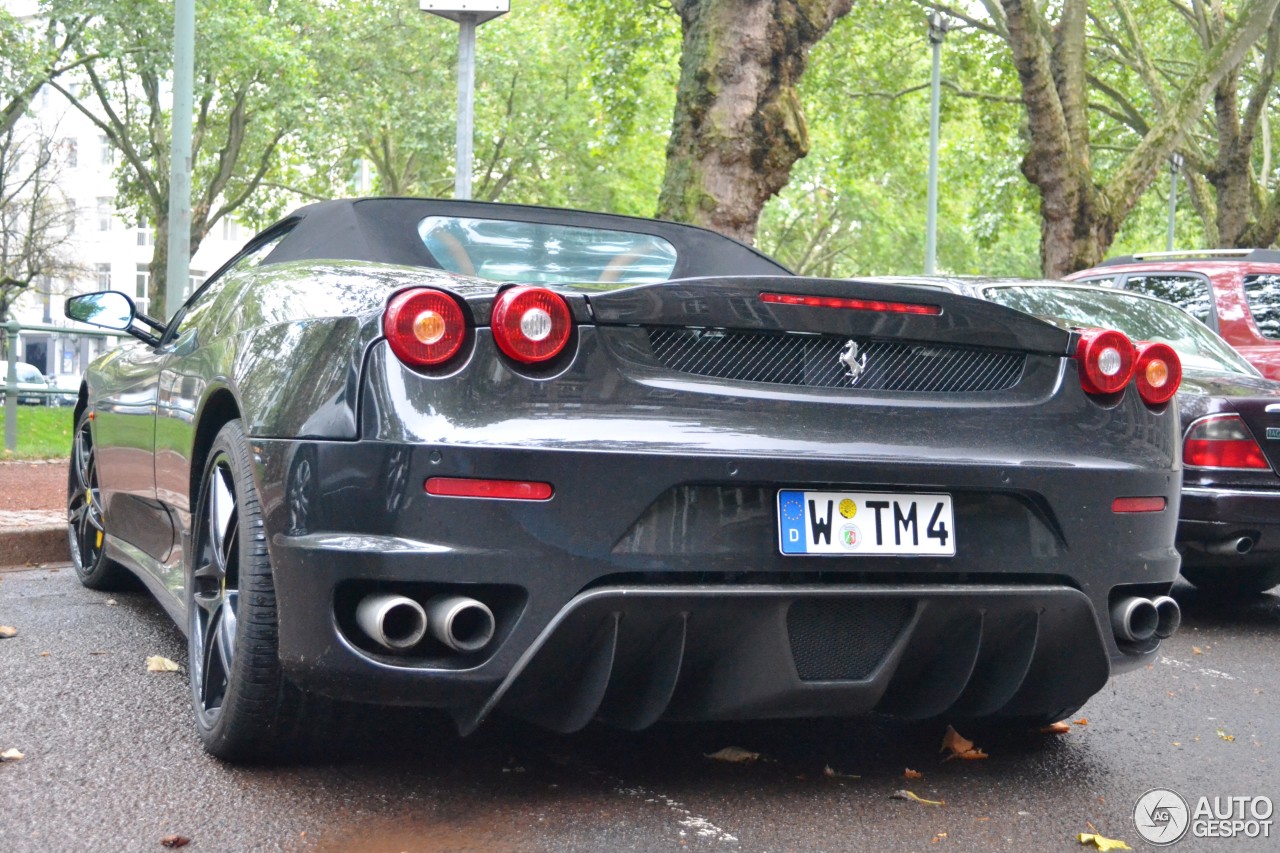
(384, 288, 467, 367)
(1184, 414, 1272, 470)
(490, 286, 573, 364)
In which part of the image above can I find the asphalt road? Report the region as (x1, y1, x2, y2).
(2, 567, 1278, 852)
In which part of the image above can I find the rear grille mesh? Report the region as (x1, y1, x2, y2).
(647, 328, 1025, 392)
(787, 598, 914, 681)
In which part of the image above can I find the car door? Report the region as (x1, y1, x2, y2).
(91, 337, 175, 562)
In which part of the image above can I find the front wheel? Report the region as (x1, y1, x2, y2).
(67, 412, 131, 590)
(188, 419, 320, 761)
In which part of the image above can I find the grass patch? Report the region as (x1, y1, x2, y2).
(0, 405, 74, 460)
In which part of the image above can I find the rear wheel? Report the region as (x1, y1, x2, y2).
(1182, 566, 1280, 597)
(189, 419, 320, 761)
(67, 413, 130, 590)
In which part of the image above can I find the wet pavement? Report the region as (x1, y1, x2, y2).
(1, 567, 1278, 852)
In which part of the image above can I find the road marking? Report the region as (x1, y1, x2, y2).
(551, 752, 739, 843)
(620, 786, 738, 842)
(1159, 656, 1237, 681)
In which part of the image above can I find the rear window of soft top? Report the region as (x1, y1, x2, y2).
(419, 216, 677, 285)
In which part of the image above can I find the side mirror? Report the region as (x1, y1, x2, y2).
(65, 292, 135, 331)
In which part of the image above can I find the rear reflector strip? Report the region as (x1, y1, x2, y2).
(760, 292, 942, 316)
(1111, 496, 1167, 513)
(425, 477, 553, 501)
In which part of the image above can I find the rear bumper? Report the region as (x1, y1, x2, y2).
(252, 435, 1179, 728)
(463, 585, 1109, 734)
(1179, 485, 1280, 564)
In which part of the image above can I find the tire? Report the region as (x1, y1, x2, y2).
(188, 419, 323, 762)
(1183, 566, 1280, 597)
(67, 412, 132, 590)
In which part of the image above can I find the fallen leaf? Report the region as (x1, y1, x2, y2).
(704, 746, 759, 764)
(160, 835, 191, 848)
(1040, 721, 1072, 734)
(1216, 728, 1235, 742)
(1073, 718, 1089, 726)
(904, 768, 923, 780)
(940, 725, 988, 761)
(891, 789, 944, 806)
(822, 764, 860, 779)
(39, 651, 50, 657)
(146, 656, 180, 673)
(1192, 646, 1202, 655)
(0, 625, 16, 639)
(1172, 742, 1181, 747)
(1, 748, 24, 762)
(1076, 832, 1132, 850)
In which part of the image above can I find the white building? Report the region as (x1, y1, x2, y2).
(4, 2, 247, 383)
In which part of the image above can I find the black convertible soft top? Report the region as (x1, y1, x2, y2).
(259, 198, 793, 281)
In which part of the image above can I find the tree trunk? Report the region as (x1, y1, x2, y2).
(657, 0, 852, 243)
(1001, 0, 1280, 277)
(150, 215, 169, 320)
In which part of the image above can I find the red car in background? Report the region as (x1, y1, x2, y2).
(1068, 250, 1280, 380)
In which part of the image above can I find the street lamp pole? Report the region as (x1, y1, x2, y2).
(925, 13, 953, 275)
(421, 2, 510, 201)
(1167, 152, 1184, 252)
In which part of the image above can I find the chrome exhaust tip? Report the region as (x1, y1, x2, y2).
(1152, 595, 1181, 639)
(425, 595, 495, 653)
(356, 593, 428, 651)
(1206, 536, 1254, 556)
(1111, 596, 1159, 643)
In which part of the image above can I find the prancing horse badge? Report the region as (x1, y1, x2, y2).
(839, 340, 868, 385)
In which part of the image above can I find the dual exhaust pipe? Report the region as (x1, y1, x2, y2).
(1111, 595, 1181, 643)
(355, 593, 495, 653)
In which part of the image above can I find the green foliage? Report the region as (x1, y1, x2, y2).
(56, 0, 319, 311)
(758, 0, 1039, 277)
(300, 0, 678, 218)
(38, 0, 1277, 283)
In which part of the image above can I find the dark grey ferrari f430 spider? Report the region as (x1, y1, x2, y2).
(64, 198, 1183, 760)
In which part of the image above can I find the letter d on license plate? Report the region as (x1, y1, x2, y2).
(777, 490, 955, 556)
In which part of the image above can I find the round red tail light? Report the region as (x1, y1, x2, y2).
(384, 288, 467, 368)
(1076, 328, 1136, 396)
(491, 286, 572, 364)
(1134, 342, 1181, 406)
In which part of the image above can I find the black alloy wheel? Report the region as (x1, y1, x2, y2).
(188, 419, 320, 761)
(190, 448, 242, 729)
(67, 412, 129, 589)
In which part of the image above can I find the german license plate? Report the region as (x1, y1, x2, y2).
(777, 490, 954, 556)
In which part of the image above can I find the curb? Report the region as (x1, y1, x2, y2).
(0, 512, 69, 572)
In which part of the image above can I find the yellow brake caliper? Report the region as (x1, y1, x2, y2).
(87, 488, 103, 548)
